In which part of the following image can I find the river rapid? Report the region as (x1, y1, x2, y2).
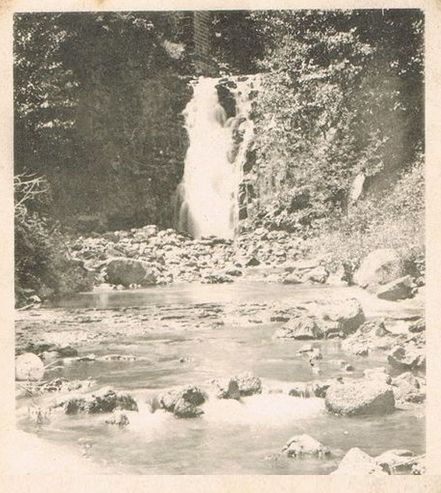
(15, 281, 425, 474)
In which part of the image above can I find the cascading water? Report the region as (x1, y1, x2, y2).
(176, 76, 257, 239)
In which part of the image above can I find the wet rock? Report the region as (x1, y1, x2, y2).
(224, 268, 243, 277)
(391, 372, 425, 404)
(375, 449, 417, 474)
(288, 379, 333, 398)
(408, 318, 425, 333)
(201, 273, 234, 284)
(303, 266, 328, 284)
(341, 320, 395, 354)
(105, 411, 130, 428)
(213, 378, 241, 400)
(40, 377, 95, 394)
(312, 380, 333, 398)
(331, 448, 389, 475)
(325, 380, 395, 416)
(354, 249, 404, 290)
(282, 273, 302, 285)
(376, 275, 414, 301)
(281, 434, 330, 458)
(388, 344, 426, 371)
(274, 316, 323, 340)
(21, 342, 58, 355)
(236, 255, 260, 268)
(156, 385, 207, 418)
(106, 258, 157, 287)
(173, 397, 204, 418)
(233, 372, 262, 396)
(319, 298, 365, 336)
(64, 388, 138, 415)
(15, 353, 45, 382)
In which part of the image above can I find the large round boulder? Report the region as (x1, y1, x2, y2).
(325, 380, 395, 415)
(354, 249, 405, 290)
(106, 258, 157, 287)
(15, 353, 45, 381)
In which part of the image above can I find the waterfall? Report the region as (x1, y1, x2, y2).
(176, 76, 256, 239)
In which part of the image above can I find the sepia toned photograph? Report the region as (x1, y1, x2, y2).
(12, 8, 426, 476)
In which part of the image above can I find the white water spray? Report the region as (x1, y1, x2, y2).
(176, 76, 257, 239)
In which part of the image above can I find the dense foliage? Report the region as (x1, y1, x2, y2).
(14, 12, 192, 230)
(15, 175, 93, 306)
(249, 10, 424, 236)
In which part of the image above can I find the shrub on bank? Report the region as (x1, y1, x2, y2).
(305, 158, 424, 280)
(15, 175, 94, 307)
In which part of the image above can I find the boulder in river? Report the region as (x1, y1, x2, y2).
(64, 388, 138, 414)
(302, 266, 328, 284)
(201, 273, 234, 284)
(408, 318, 425, 333)
(213, 378, 241, 400)
(105, 411, 130, 428)
(40, 377, 95, 394)
(233, 372, 262, 396)
(274, 316, 323, 340)
(388, 344, 426, 371)
(319, 298, 365, 336)
(281, 434, 330, 458)
(235, 255, 260, 268)
(106, 258, 157, 287)
(391, 371, 425, 404)
(156, 385, 207, 418)
(376, 275, 414, 301)
(325, 380, 395, 415)
(375, 449, 417, 474)
(353, 249, 405, 290)
(282, 272, 302, 285)
(15, 353, 45, 382)
(331, 447, 389, 475)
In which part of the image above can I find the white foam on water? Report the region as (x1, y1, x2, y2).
(201, 393, 325, 427)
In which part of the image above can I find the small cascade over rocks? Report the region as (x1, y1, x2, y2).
(176, 75, 258, 239)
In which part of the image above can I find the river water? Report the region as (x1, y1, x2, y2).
(16, 281, 425, 474)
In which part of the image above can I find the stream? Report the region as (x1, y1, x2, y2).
(15, 281, 425, 474)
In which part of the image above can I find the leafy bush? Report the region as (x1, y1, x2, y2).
(15, 174, 93, 306)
